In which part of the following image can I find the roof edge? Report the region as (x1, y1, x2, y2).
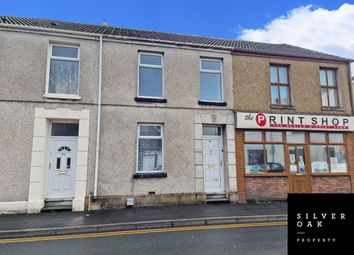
(232, 48, 353, 63)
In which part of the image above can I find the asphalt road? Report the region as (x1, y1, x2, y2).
(0, 224, 287, 255)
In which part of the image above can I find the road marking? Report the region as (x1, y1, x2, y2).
(0, 221, 287, 244)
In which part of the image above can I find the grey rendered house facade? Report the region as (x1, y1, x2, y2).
(0, 17, 236, 213)
(0, 17, 352, 214)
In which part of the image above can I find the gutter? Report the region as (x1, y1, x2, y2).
(93, 35, 103, 198)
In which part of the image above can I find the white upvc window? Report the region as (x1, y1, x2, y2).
(200, 58, 223, 102)
(44, 44, 81, 99)
(138, 52, 164, 98)
(136, 124, 164, 173)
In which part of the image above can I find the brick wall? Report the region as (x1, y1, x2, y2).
(312, 176, 351, 193)
(245, 176, 288, 201)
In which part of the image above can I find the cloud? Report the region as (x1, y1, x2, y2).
(238, 3, 354, 75)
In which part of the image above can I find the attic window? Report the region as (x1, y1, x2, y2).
(50, 22, 58, 27)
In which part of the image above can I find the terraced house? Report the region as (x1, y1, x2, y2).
(233, 45, 354, 201)
(0, 16, 353, 214)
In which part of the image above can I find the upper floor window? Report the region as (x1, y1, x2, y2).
(47, 45, 80, 97)
(200, 59, 223, 102)
(270, 65, 290, 106)
(320, 68, 338, 108)
(138, 53, 163, 98)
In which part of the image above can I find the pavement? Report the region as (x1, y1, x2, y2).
(0, 202, 287, 239)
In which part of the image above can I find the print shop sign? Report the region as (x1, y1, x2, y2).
(236, 112, 354, 131)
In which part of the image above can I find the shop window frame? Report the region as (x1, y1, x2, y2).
(244, 131, 287, 175)
(243, 130, 349, 176)
(309, 132, 348, 174)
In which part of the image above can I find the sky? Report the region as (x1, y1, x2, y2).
(1, 0, 354, 73)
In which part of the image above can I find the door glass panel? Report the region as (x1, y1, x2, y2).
(67, 157, 71, 169)
(56, 158, 61, 169)
(265, 144, 285, 173)
(298, 147, 306, 173)
(288, 147, 297, 173)
(51, 123, 79, 136)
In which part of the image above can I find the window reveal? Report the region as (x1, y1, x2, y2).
(270, 65, 290, 106)
(137, 124, 163, 172)
(200, 59, 223, 102)
(48, 45, 79, 95)
(320, 68, 339, 108)
(138, 53, 163, 98)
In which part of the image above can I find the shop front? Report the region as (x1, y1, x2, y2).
(235, 112, 354, 202)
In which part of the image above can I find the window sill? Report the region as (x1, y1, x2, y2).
(311, 173, 349, 177)
(270, 105, 295, 110)
(198, 101, 227, 106)
(135, 97, 167, 103)
(133, 172, 167, 179)
(43, 94, 82, 100)
(321, 107, 345, 112)
(245, 173, 287, 177)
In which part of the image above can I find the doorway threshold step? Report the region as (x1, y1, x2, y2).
(42, 200, 72, 211)
(206, 194, 229, 203)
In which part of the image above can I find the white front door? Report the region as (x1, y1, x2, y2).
(47, 138, 77, 199)
(203, 137, 224, 193)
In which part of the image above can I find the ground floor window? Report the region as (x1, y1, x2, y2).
(244, 131, 285, 174)
(310, 133, 347, 173)
(137, 124, 163, 172)
(244, 131, 348, 174)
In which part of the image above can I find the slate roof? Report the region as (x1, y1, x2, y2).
(0, 16, 351, 62)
